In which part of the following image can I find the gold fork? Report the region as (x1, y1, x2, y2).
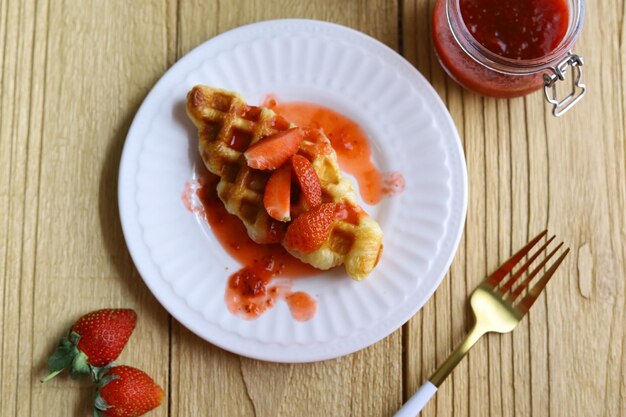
(394, 230, 569, 417)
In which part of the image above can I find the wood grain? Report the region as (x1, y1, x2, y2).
(402, 1, 626, 417)
(1, 0, 625, 416)
(1, 1, 173, 416)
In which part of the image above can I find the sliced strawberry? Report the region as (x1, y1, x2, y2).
(264, 164, 292, 221)
(283, 203, 336, 254)
(291, 154, 322, 209)
(244, 127, 303, 170)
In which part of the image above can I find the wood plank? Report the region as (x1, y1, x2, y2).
(402, 4, 473, 417)
(495, 99, 514, 417)
(0, 1, 175, 416)
(177, 0, 398, 57)
(172, 1, 401, 416)
(508, 95, 531, 417)
(542, 0, 626, 415)
(482, 96, 502, 417)
(0, 1, 47, 416)
(401, 1, 626, 417)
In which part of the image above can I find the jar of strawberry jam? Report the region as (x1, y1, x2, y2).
(433, 0, 586, 116)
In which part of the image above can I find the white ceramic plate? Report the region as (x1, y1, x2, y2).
(118, 19, 467, 363)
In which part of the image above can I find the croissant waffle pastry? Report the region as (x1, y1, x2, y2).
(186, 85, 383, 280)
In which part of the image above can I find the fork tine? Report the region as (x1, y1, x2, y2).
(508, 242, 563, 301)
(499, 235, 556, 295)
(486, 230, 548, 287)
(517, 248, 570, 313)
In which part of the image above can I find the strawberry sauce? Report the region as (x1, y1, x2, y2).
(263, 96, 405, 204)
(460, 0, 569, 61)
(335, 202, 364, 225)
(183, 169, 317, 321)
(181, 94, 403, 322)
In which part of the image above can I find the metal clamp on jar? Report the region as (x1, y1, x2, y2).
(432, 0, 586, 116)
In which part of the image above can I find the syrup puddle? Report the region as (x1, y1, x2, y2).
(182, 170, 317, 322)
(263, 95, 405, 204)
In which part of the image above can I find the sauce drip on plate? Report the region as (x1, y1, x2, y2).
(183, 170, 317, 321)
(263, 96, 405, 204)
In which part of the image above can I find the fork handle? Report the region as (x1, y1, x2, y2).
(393, 381, 437, 417)
(429, 324, 485, 386)
(394, 325, 486, 416)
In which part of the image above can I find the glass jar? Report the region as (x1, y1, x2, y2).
(432, 0, 586, 116)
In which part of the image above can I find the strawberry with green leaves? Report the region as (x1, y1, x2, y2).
(95, 365, 164, 417)
(41, 308, 137, 381)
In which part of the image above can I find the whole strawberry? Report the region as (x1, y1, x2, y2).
(41, 308, 137, 381)
(95, 365, 164, 417)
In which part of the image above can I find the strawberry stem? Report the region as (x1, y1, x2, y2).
(40, 369, 64, 383)
(91, 362, 117, 383)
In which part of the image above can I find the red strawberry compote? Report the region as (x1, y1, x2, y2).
(263, 95, 405, 204)
(182, 169, 317, 321)
(181, 95, 402, 322)
(225, 258, 316, 322)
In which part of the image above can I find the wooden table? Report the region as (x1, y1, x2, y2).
(1, 1, 624, 416)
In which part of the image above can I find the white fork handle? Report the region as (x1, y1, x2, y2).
(393, 381, 437, 417)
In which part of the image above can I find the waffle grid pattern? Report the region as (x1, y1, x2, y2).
(186, 85, 383, 279)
